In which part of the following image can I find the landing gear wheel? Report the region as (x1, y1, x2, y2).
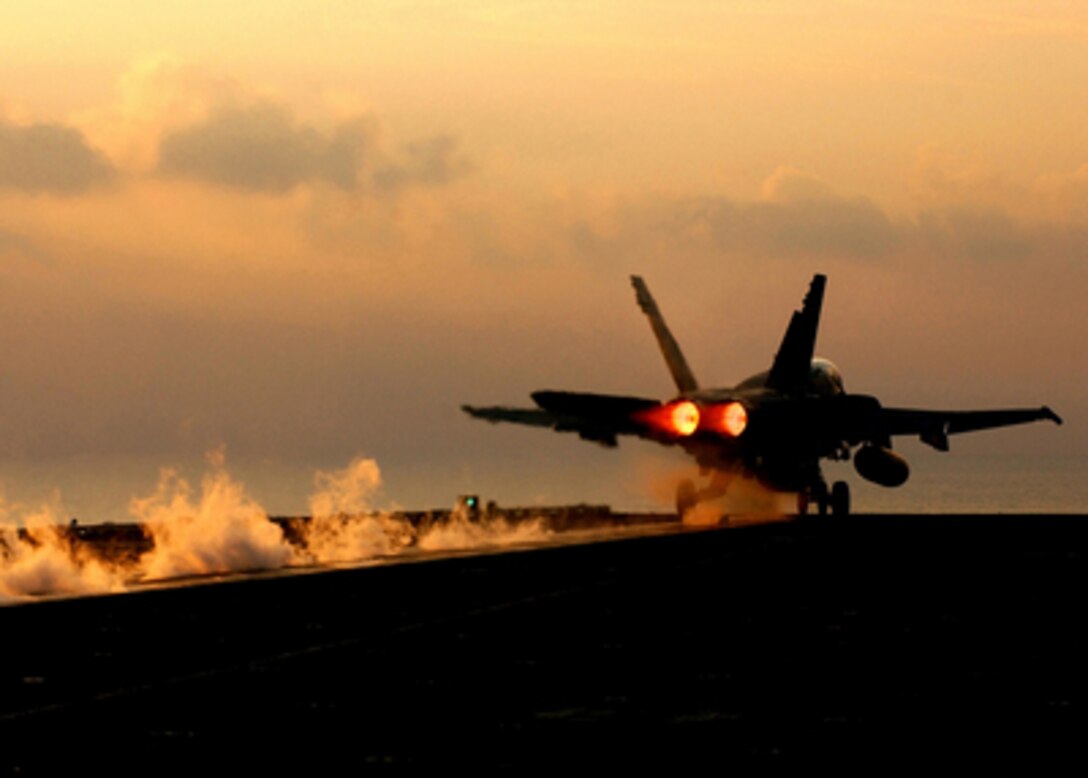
(830, 481, 850, 517)
(813, 481, 830, 517)
(676, 479, 697, 520)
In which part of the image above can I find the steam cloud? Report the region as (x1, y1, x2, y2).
(130, 450, 299, 580)
(642, 461, 794, 527)
(416, 505, 551, 552)
(1, 450, 552, 600)
(1, 495, 126, 600)
(299, 456, 413, 562)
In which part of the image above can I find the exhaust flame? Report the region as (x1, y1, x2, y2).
(636, 401, 700, 437)
(635, 401, 747, 438)
(703, 402, 748, 437)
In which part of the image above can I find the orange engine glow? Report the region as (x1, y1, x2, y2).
(704, 401, 748, 437)
(669, 401, 700, 436)
(636, 400, 701, 437)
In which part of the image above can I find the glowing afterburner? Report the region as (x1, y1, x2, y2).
(635, 400, 701, 437)
(635, 400, 748, 439)
(703, 401, 748, 437)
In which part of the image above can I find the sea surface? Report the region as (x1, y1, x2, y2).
(824, 453, 1088, 514)
(2, 449, 1084, 527)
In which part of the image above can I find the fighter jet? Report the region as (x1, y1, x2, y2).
(463, 275, 1062, 517)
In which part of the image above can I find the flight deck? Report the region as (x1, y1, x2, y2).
(2, 511, 1084, 772)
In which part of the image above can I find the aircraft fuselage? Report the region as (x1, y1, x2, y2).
(463, 275, 1061, 517)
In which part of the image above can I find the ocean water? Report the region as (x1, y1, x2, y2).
(826, 454, 1088, 515)
(1, 451, 1085, 527)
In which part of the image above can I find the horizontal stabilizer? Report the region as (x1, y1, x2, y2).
(531, 390, 660, 418)
(461, 405, 557, 428)
(881, 405, 1062, 451)
(463, 391, 669, 448)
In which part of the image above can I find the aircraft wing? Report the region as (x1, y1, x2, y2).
(880, 405, 1062, 451)
(463, 390, 665, 447)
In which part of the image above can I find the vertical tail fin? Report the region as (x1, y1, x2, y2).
(631, 276, 699, 394)
(766, 274, 826, 393)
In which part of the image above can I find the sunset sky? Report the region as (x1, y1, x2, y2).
(1, 2, 1083, 519)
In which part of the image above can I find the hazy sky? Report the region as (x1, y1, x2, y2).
(1, 2, 1083, 518)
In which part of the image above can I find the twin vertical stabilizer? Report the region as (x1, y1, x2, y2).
(632, 273, 827, 397)
(767, 274, 826, 393)
(631, 276, 699, 394)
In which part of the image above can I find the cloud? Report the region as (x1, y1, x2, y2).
(0, 227, 48, 266)
(374, 135, 471, 192)
(745, 167, 899, 257)
(0, 119, 116, 194)
(909, 144, 1022, 215)
(75, 53, 247, 173)
(157, 99, 469, 195)
(1034, 164, 1088, 222)
(915, 206, 1030, 262)
(67, 58, 471, 196)
(572, 160, 1088, 266)
(157, 101, 377, 192)
(610, 186, 900, 262)
(759, 166, 839, 203)
(742, 197, 899, 258)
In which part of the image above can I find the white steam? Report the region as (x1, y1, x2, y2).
(130, 454, 298, 580)
(641, 460, 795, 525)
(300, 456, 412, 563)
(1, 450, 560, 600)
(416, 505, 551, 551)
(1, 493, 127, 599)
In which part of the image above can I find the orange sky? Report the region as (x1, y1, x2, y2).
(1, 2, 1082, 518)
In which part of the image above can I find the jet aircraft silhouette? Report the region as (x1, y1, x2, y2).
(463, 275, 1062, 517)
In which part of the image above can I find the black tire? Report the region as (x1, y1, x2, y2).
(813, 481, 830, 517)
(830, 481, 850, 517)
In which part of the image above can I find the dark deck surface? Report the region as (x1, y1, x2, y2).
(2, 514, 1085, 773)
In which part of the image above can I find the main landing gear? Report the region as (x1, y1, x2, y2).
(800, 480, 850, 518)
(674, 474, 850, 521)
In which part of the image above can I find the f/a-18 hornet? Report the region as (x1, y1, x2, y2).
(463, 275, 1062, 517)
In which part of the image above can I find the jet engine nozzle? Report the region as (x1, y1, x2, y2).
(634, 399, 748, 438)
(702, 401, 748, 437)
(854, 444, 910, 487)
(634, 400, 700, 437)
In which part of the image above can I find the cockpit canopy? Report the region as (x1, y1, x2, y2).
(809, 358, 845, 396)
